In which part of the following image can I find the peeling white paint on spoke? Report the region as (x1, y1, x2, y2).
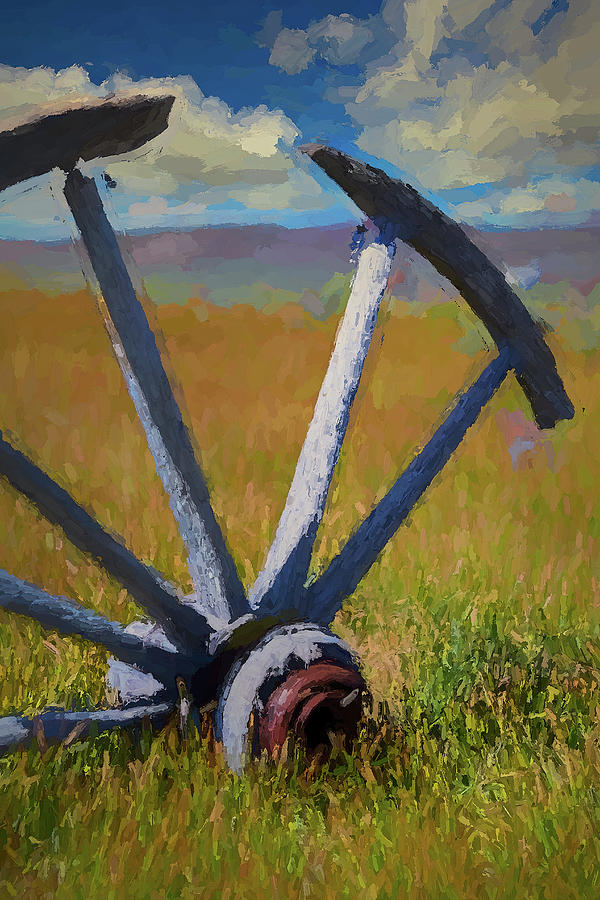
(0, 717, 29, 752)
(216, 623, 355, 771)
(103, 311, 230, 626)
(106, 620, 174, 703)
(249, 240, 395, 612)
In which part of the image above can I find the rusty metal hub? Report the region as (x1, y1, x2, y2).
(258, 661, 365, 756)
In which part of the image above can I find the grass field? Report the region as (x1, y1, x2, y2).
(1, 278, 599, 898)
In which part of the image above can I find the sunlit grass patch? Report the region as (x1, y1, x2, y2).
(0, 285, 599, 896)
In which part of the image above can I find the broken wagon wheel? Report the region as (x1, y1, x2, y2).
(0, 97, 573, 770)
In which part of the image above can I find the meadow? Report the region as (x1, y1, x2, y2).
(0, 270, 599, 898)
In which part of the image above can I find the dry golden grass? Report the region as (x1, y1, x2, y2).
(1, 284, 599, 898)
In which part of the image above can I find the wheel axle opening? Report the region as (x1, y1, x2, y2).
(258, 661, 365, 758)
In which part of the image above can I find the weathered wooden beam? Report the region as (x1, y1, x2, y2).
(301, 145, 574, 430)
(0, 431, 211, 649)
(0, 95, 174, 193)
(0, 702, 174, 756)
(250, 239, 395, 617)
(0, 569, 201, 680)
(63, 169, 248, 625)
(215, 623, 357, 771)
(302, 347, 515, 624)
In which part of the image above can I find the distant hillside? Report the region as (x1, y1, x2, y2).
(465, 225, 600, 295)
(1, 222, 598, 314)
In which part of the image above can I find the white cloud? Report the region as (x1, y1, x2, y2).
(269, 29, 316, 75)
(128, 196, 170, 218)
(349, 3, 599, 193)
(86, 71, 300, 195)
(226, 165, 335, 212)
(452, 176, 600, 227)
(126, 194, 210, 229)
(0, 63, 336, 236)
(307, 14, 374, 67)
(0, 63, 104, 129)
(268, 13, 376, 74)
(265, 0, 600, 224)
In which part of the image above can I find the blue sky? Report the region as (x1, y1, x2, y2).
(0, 0, 598, 239)
(1, 0, 379, 120)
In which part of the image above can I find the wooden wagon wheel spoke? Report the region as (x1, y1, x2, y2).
(249, 237, 396, 618)
(0, 95, 576, 768)
(301, 145, 573, 429)
(301, 346, 515, 624)
(0, 431, 212, 649)
(64, 165, 247, 627)
(294, 145, 574, 626)
(0, 569, 201, 680)
(0, 95, 248, 629)
(0, 702, 174, 756)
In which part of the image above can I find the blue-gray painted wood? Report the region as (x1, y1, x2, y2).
(0, 702, 173, 756)
(303, 347, 515, 624)
(0, 95, 174, 193)
(301, 145, 573, 430)
(216, 623, 357, 771)
(250, 240, 395, 618)
(0, 430, 211, 649)
(63, 169, 248, 624)
(0, 569, 201, 682)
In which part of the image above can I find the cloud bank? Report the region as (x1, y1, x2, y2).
(0, 2, 598, 236)
(0, 64, 340, 238)
(264, 0, 600, 227)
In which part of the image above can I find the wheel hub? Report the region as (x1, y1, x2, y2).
(258, 661, 365, 756)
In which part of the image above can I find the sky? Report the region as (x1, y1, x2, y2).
(0, 0, 599, 239)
